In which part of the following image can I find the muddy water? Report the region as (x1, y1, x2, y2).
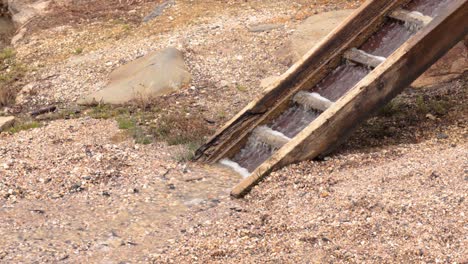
(231, 106, 321, 172)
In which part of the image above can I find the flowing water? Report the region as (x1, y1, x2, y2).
(313, 63, 370, 101)
(360, 21, 416, 57)
(221, 0, 454, 175)
(231, 138, 275, 173)
(270, 105, 321, 138)
(406, 0, 453, 17)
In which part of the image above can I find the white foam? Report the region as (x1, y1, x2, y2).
(365, 53, 386, 64)
(252, 126, 291, 149)
(410, 11, 424, 17)
(310, 92, 333, 103)
(294, 91, 334, 112)
(220, 159, 251, 178)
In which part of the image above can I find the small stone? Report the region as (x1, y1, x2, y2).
(436, 133, 449, 139)
(248, 24, 283, 32)
(426, 113, 436, 120)
(220, 80, 229, 87)
(70, 182, 82, 192)
(184, 176, 203, 182)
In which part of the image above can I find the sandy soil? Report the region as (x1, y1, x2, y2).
(156, 124, 467, 263)
(0, 0, 466, 263)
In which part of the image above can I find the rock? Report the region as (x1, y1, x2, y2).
(265, 10, 354, 85)
(143, 0, 175, 23)
(276, 10, 355, 66)
(412, 40, 467, 88)
(78, 47, 192, 105)
(436, 133, 449, 139)
(426, 113, 436, 120)
(219, 80, 229, 87)
(11, 27, 26, 46)
(7, 0, 50, 26)
(248, 24, 283, 33)
(0, 11, 14, 48)
(0, 116, 15, 131)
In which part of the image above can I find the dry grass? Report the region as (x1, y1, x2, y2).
(88, 103, 213, 149)
(0, 48, 26, 107)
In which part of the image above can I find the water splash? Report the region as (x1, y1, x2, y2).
(270, 105, 321, 138)
(406, 0, 452, 17)
(293, 91, 334, 112)
(251, 126, 291, 149)
(220, 159, 251, 178)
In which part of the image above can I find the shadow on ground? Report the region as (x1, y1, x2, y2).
(337, 73, 467, 154)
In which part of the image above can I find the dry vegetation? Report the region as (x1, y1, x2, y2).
(0, 48, 26, 106)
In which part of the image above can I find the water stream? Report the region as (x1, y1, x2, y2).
(406, 0, 453, 17)
(360, 21, 415, 57)
(231, 138, 275, 173)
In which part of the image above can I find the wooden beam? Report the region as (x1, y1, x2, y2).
(231, 0, 468, 198)
(390, 9, 433, 28)
(343, 48, 386, 68)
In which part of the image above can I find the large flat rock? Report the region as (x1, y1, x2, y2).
(275, 10, 354, 66)
(78, 47, 192, 105)
(0, 116, 15, 132)
(291, 9, 355, 62)
(7, 0, 50, 26)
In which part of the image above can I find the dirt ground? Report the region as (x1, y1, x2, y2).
(0, 0, 466, 263)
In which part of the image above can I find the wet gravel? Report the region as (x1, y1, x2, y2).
(155, 124, 467, 263)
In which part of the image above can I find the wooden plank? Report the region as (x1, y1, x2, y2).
(194, 0, 409, 163)
(343, 48, 386, 68)
(231, 0, 468, 198)
(390, 9, 433, 28)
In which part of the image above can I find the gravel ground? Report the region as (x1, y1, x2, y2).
(155, 124, 467, 263)
(1, 0, 466, 263)
(0, 118, 240, 262)
(13, 0, 362, 119)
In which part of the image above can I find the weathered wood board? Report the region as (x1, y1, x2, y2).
(194, 0, 410, 163)
(231, 0, 468, 197)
